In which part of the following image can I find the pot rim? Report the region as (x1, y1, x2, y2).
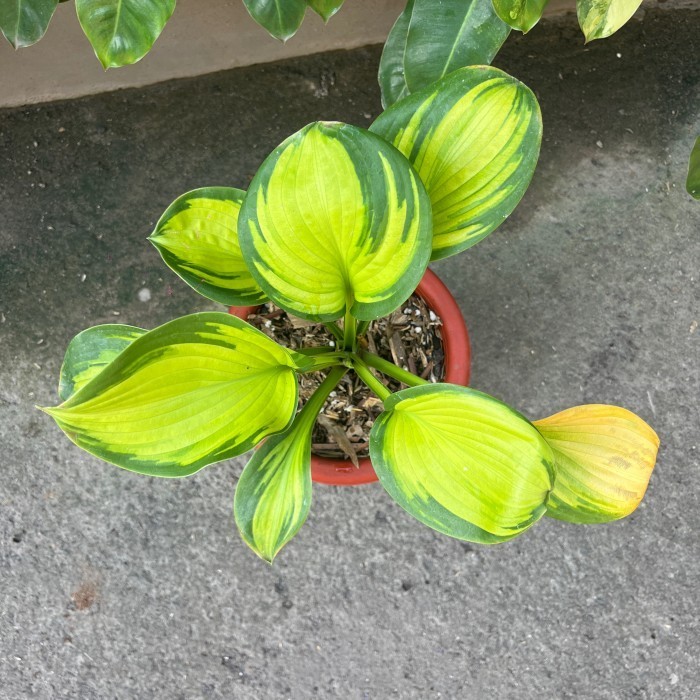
(229, 267, 471, 486)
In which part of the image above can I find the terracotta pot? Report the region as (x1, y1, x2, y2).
(229, 268, 471, 486)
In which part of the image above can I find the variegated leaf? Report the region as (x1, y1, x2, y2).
(243, 0, 307, 41)
(370, 384, 555, 543)
(58, 324, 146, 402)
(149, 187, 266, 306)
(238, 121, 432, 322)
(0, 0, 58, 48)
(371, 66, 542, 260)
(307, 0, 344, 22)
(492, 0, 550, 33)
(577, 0, 643, 42)
(43, 313, 302, 477)
(76, 0, 176, 68)
(535, 405, 659, 524)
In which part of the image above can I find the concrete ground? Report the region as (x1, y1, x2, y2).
(1, 8, 698, 700)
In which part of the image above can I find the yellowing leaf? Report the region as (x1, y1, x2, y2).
(372, 66, 542, 260)
(150, 187, 266, 306)
(43, 313, 302, 477)
(370, 384, 554, 543)
(238, 121, 432, 322)
(577, 0, 643, 42)
(535, 404, 659, 524)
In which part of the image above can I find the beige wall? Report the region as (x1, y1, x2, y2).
(0, 0, 596, 108)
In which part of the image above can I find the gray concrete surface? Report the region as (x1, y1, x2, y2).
(1, 9, 699, 699)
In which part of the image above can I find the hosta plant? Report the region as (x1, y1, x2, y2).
(42, 66, 659, 561)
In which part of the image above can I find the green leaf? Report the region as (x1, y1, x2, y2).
(42, 313, 302, 477)
(492, 0, 549, 33)
(0, 0, 58, 48)
(306, 0, 344, 22)
(238, 121, 433, 322)
(371, 66, 542, 260)
(402, 0, 511, 96)
(75, 0, 176, 68)
(243, 0, 307, 41)
(370, 384, 554, 543)
(577, 0, 642, 41)
(149, 187, 266, 307)
(58, 324, 146, 402)
(535, 405, 659, 524)
(687, 136, 700, 200)
(377, 0, 414, 108)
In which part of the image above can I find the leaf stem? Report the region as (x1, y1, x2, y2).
(295, 351, 351, 372)
(359, 350, 430, 387)
(297, 366, 348, 428)
(352, 358, 392, 402)
(356, 320, 370, 337)
(324, 322, 344, 343)
(343, 308, 357, 352)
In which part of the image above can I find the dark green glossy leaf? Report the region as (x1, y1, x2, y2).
(492, 0, 549, 33)
(307, 0, 344, 22)
(687, 136, 700, 200)
(377, 0, 414, 108)
(0, 0, 58, 48)
(76, 0, 176, 69)
(58, 324, 146, 402)
(402, 0, 511, 95)
(243, 0, 307, 41)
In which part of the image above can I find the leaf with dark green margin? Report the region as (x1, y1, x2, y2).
(75, 0, 176, 69)
(0, 0, 58, 48)
(370, 384, 554, 543)
(535, 404, 659, 524)
(371, 66, 542, 260)
(243, 0, 307, 41)
(42, 313, 304, 477)
(307, 0, 344, 22)
(234, 367, 345, 561)
(238, 121, 432, 322)
(687, 136, 700, 200)
(58, 324, 146, 402)
(492, 0, 550, 33)
(577, 0, 643, 41)
(402, 0, 511, 95)
(377, 0, 414, 108)
(149, 187, 266, 306)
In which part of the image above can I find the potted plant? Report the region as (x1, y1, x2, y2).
(41, 66, 659, 562)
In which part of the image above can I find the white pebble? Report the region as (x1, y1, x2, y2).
(329, 340, 335, 347)
(137, 287, 151, 302)
(429, 311, 437, 321)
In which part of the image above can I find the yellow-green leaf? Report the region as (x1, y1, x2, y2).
(149, 187, 266, 306)
(492, 0, 550, 33)
(370, 384, 555, 543)
(687, 136, 700, 200)
(42, 313, 302, 477)
(534, 404, 659, 524)
(0, 0, 58, 48)
(577, 0, 642, 42)
(58, 324, 146, 402)
(238, 121, 433, 322)
(76, 0, 176, 69)
(371, 66, 542, 260)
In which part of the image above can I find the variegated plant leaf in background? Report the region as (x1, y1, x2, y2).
(535, 405, 659, 524)
(76, 0, 176, 68)
(238, 121, 432, 322)
(243, 0, 307, 41)
(149, 187, 266, 306)
(0, 0, 58, 48)
(371, 66, 542, 260)
(58, 324, 146, 402)
(235, 367, 347, 562)
(577, 0, 643, 41)
(492, 0, 550, 33)
(687, 136, 700, 200)
(306, 0, 344, 22)
(370, 384, 555, 543)
(43, 313, 302, 477)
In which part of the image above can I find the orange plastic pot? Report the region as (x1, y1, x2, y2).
(229, 268, 471, 486)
